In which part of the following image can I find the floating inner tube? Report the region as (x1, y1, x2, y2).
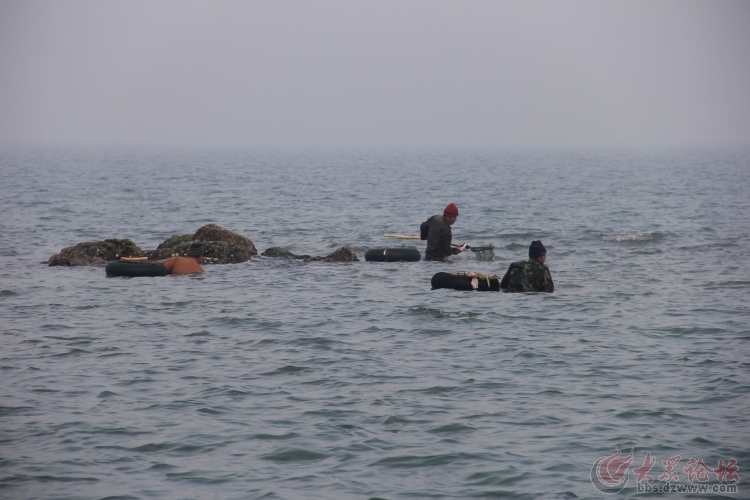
(431, 272, 500, 291)
(365, 247, 421, 262)
(106, 261, 168, 277)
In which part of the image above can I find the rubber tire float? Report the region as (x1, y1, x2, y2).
(365, 247, 421, 262)
(105, 261, 168, 277)
(431, 272, 500, 291)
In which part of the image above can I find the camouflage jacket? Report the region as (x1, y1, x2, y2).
(499, 258, 554, 293)
(421, 215, 454, 261)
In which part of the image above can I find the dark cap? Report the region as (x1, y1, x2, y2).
(529, 240, 546, 258)
(187, 241, 205, 257)
(443, 203, 459, 216)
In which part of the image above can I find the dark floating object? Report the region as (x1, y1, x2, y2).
(105, 261, 168, 277)
(431, 272, 500, 291)
(365, 247, 421, 262)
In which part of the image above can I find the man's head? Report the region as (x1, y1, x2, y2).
(529, 240, 546, 263)
(443, 203, 459, 225)
(188, 241, 205, 262)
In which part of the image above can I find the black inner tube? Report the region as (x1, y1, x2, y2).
(105, 261, 168, 277)
(431, 272, 500, 291)
(365, 247, 421, 262)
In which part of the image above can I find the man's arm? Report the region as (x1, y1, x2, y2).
(500, 264, 514, 290)
(425, 219, 445, 256)
(542, 268, 554, 293)
(420, 220, 430, 240)
(154, 256, 176, 274)
(500, 265, 512, 289)
(499, 273, 509, 289)
(440, 225, 453, 257)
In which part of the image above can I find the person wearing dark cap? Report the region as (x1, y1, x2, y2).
(499, 240, 554, 292)
(156, 241, 206, 275)
(420, 203, 468, 261)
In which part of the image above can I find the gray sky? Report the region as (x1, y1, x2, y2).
(1, 0, 749, 149)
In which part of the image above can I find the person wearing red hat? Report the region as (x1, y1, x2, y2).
(420, 203, 468, 261)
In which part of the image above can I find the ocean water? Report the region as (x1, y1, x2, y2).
(1, 147, 749, 500)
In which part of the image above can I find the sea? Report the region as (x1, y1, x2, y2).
(1, 147, 749, 500)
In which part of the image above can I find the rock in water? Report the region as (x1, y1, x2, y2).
(48, 239, 144, 266)
(193, 224, 257, 255)
(262, 247, 294, 258)
(304, 246, 359, 262)
(147, 234, 191, 261)
(323, 246, 358, 262)
(147, 224, 257, 264)
(261, 247, 311, 260)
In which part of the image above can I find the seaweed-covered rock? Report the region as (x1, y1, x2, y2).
(147, 234, 192, 260)
(261, 247, 311, 260)
(304, 246, 359, 262)
(48, 239, 144, 266)
(148, 237, 254, 264)
(193, 224, 257, 255)
(147, 224, 257, 264)
(155, 234, 193, 251)
(262, 246, 293, 258)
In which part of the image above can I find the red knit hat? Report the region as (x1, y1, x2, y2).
(444, 203, 459, 216)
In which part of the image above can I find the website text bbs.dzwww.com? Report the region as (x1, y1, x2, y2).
(637, 482, 738, 494)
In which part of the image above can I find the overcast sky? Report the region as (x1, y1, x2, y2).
(1, 0, 748, 149)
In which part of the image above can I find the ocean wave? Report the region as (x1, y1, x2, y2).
(428, 423, 476, 434)
(372, 452, 482, 468)
(262, 448, 328, 462)
(705, 280, 750, 289)
(407, 306, 479, 319)
(261, 365, 309, 376)
(601, 231, 665, 242)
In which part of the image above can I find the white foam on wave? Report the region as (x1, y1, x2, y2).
(602, 231, 665, 242)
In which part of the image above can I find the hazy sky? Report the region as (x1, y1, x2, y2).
(1, 0, 749, 149)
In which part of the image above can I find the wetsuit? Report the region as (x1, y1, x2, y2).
(421, 215, 455, 261)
